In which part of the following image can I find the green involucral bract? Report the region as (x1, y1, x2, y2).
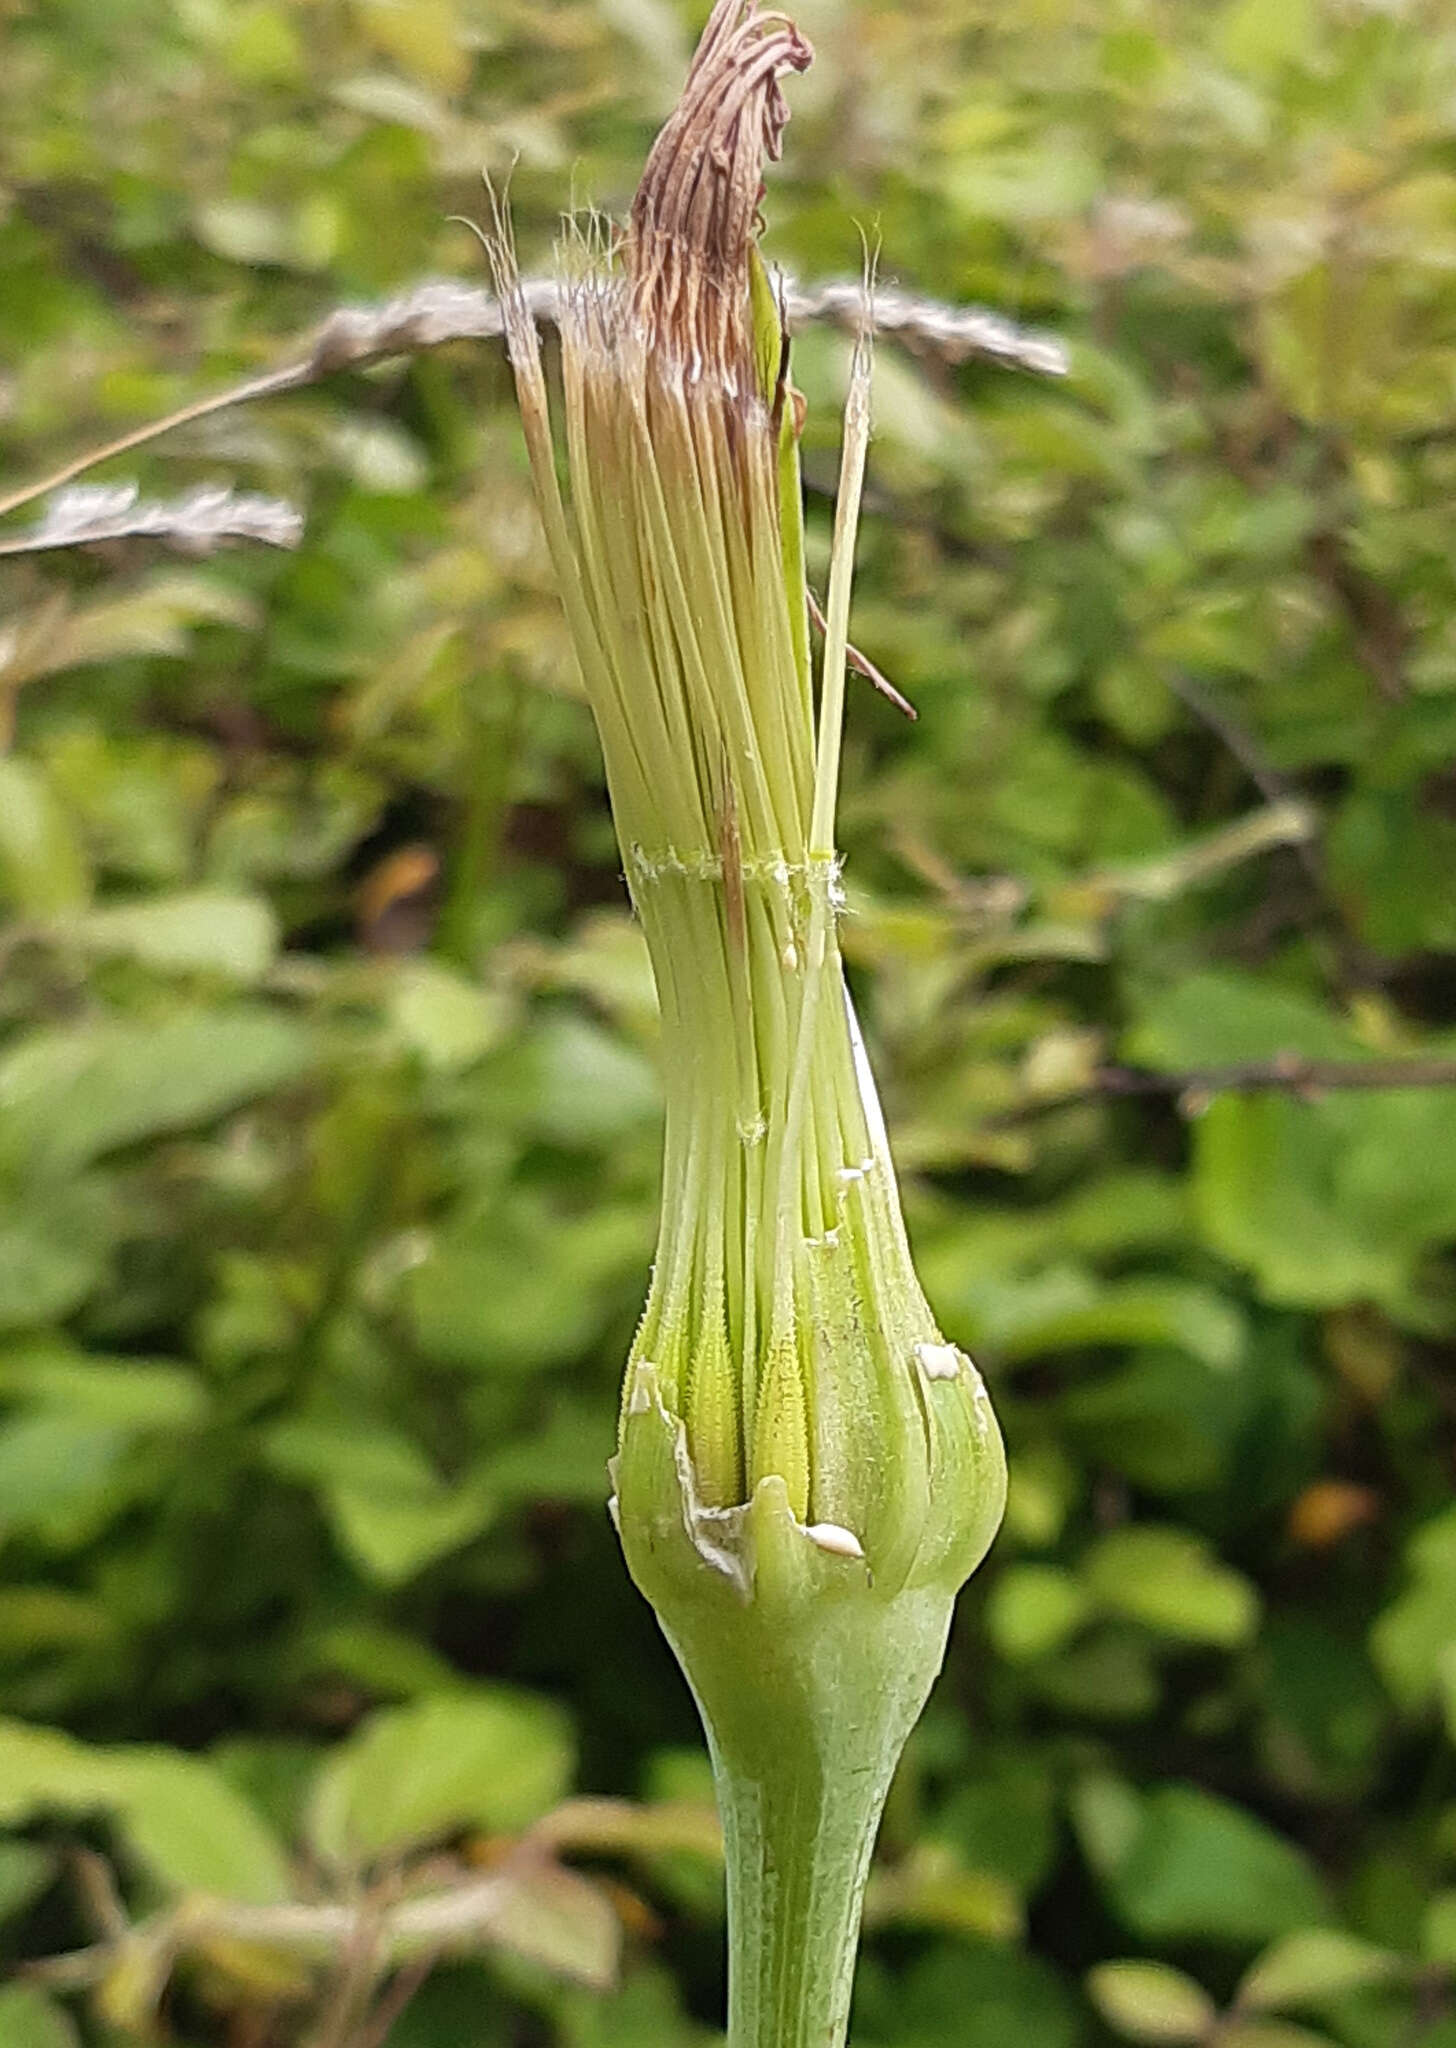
(493, 4, 1006, 2040)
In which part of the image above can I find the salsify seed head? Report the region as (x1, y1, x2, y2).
(492, 0, 1004, 1612)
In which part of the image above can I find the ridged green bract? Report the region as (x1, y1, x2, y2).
(613, 1356, 1003, 2048)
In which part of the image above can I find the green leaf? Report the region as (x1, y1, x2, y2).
(0, 1345, 208, 1428)
(864, 1842, 1022, 1943)
(0, 1719, 111, 1820)
(1217, 2028, 1339, 2048)
(0, 1839, 58, 1923)
(0, 1720, 292, 1902)
(947, 142, 1101, 227)
(40, 575, 255, 668)
(388, 960, 512, 1071)
(1087, 1960, 1216, 2042)
(1190, 1095, 1410, 1309)
(1019, 1279, 1245, 1371)
(1104, 1785, 1328, 1944)
(222, 0, 305, 84)
(539, 910, 659, 1040)
(517, 1014, 661, 1146)
(194, 197, 292, 265)
(1000, 1439, 1078, 1547)
(1059, 1350, 1250, 1494)
(1238, 1929, 1405, 2011)
(1130, 978, 1456, 1310)
(985, 1563, 1091, 1662)
(265, 1419, 496, 1584)
(1029, 1631, 1162, 1721)
(266, 1420, 442, 1497)
(547, 1961, 709, 2048)
(0, 1587, 114, 1656)
(937, 1755, 1057, 1895)
(482, 1400, 616, 1508)
(327, 1476, 497, 1586)
(1084, 1526, 1260, 1647)
(306, 1689, 574, 1868)
(856, 1941, 1082, 2048)
(971, 1269, 1245, 1372)
(1371, 1506, 1456, 1714)
(0, 1414, 130, 1537)
(100, 1750, 295, 1902)
(407, 1202, 648, 1373)
(0, 1200, 111, 1331)
(0, 758, 90, 915)
(50, 892, 279, 981)
(1424, 1892, 1456, 1968)
(297, 1623, 460, 1702)
(0, 1355, 207, 1540)
(1260, 1618, 1387, 1799)
(1128, 973, 1356, 1069)
(1070, 1772, 1146, 1882)
(1217, 0, 1316, 75)
(0, 1986, 80, 2048)
(1327, 789, 1456, 954)
(39, 724, 221, 884)
(0, 1009, 312, 1173)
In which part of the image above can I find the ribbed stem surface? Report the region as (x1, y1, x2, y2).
(718, 1749, 887, 2048)
(678, 1582, 956, 2048)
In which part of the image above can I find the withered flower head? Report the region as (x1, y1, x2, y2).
(492, 0, 1002, 1589)
(626, 1, 812, 378)
(492, 12, 1006, 2044)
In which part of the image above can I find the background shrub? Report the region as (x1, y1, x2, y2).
(1, 2, 1454, 2042)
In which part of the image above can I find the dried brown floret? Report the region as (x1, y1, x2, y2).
(626, 0, 812, 379)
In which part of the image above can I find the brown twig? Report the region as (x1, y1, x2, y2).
(806, 585, 917, 718)
(1166, 670, 1307, 829)
(305, 1875, 396, 2048)
(26, 1858, 620, 1994)
(69, 1848, 129, 1941)
(982, 1051, 1456, 1132)
(1061, 1053, 1456, 1118)
(1308, 522, 1408, 704)
(1164, 668, 1377, 988)
(352, 1949, 444, 2048)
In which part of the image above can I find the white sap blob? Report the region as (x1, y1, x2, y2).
(915, 1340, 963, 1382)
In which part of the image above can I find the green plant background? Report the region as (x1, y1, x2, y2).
(2, 0, 1455, 2042)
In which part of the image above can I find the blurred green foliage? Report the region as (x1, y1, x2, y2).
(2, 0, 1455, 2042)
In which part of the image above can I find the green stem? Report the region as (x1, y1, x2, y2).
(717, 1748, 887, 2048)
(686, 1577, 957, 2048)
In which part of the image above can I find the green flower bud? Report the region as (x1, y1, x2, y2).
(492, 4, 1006, 2039)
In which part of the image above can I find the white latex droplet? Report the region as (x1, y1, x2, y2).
(915, 1340, 963, 1382)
